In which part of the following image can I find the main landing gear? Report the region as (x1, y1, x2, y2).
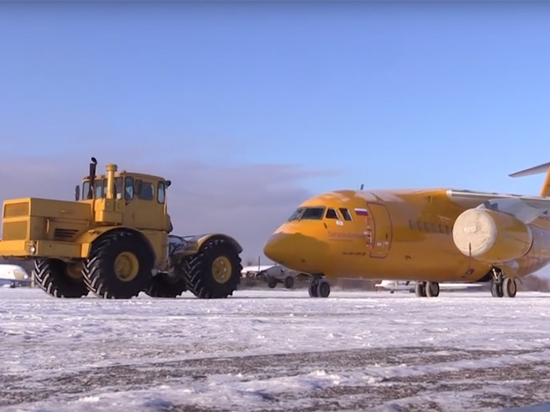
(308, 276, 330, 298)
(490, 267, 517, 298)
(415, 281, 440, 298)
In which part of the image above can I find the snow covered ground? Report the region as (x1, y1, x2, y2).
(2, 287, 550, 412)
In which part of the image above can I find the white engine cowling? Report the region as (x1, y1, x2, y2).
(452, 208, 533, 263)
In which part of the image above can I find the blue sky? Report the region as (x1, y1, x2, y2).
(1, 2, 549, 260)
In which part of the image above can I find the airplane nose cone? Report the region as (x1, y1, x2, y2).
(263, 233, 291, 264)
(263, 232, 330, 274)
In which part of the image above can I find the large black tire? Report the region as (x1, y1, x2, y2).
(308, 280, 319, 297)
(145, 273, 187, 298)
(267, 276, 278, 288)
(317, 280, 330, 298)
(182, 237, 242, 299)
(426, 281, 440, 297)
(284, 276, 294, 289)
(503, 277, 517, 298)
(491, 279, 504, 297)
(83, 230, 155, 299)
(415, 282, 426, 297)
(33, 258, 89, 298)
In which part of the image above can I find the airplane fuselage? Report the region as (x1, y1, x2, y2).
(263, 188, 550, 284)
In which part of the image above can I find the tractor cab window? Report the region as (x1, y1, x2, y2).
(95, 179, 106, 199)
(136, 179, 155, 200)
(81, 180, 104, 199)
(124, 177, 134, 200)
(82, 181, 90, 199)
(158, 181, 166, 204)
(115, 177, 123, 199)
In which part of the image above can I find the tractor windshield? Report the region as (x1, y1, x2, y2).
(81, 177, 123, 200)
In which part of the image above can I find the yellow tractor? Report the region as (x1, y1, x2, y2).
(0, 158, 243, 299)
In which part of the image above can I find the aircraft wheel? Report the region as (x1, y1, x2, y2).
(308, 278, 319, 297)
(284, 276, 294, 289)
(491, 279, 504, 297)
(426, 281, 440, 297)
(267, 276, 277, 288)
(415, 281, 426, 297)
(317, 280, 330, 298)
(503, 278, 517, 298)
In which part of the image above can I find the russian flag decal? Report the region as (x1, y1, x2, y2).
(354, 208, 368, 216)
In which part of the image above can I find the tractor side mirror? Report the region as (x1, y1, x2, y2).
(75, 185, 80, 201)
(166, 180, 171, 188)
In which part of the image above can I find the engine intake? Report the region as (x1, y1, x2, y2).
(452, 208, 532, 263)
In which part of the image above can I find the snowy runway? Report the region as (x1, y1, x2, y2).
(1, 288, 550, 411)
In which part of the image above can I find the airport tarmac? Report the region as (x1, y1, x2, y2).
(1, 288, 550, 412)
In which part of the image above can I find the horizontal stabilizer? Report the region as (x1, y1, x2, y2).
(508, 161, 550, 196)
(509, 161, 550, 178)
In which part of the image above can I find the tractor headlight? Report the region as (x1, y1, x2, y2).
(29, 245, 37, 255)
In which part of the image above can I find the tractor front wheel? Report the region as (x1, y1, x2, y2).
(83, 231, 154, 299)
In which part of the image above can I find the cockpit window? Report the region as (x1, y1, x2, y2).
(300, 207, 325, 220)
(287, 208, 305, 221)
(339, 208, 352, 221)
(325, 208, 339, 219)
(287, 207, 326, 221)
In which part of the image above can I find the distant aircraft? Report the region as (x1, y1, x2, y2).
(263, 161, 550, 299)
(0, 264, 31, 288)
(374, 280, 484, 294)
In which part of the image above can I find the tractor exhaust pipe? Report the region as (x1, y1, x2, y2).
(87, 157, 98, 200)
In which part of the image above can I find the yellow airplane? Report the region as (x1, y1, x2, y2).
(263, 161, 550, 299)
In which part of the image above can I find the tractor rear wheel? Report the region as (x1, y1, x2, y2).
(33, 258, 89, 298)
(145, 273, 187, 298)
(183, 237, 242, 299)
(83, 231, 154, 299)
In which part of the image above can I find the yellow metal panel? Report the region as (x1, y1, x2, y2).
(94, 210, 123, 225)
(141, 229, 167, 266)
(29, 217, 46, 240)
(34, 240, 81, 259)
(0, 240, 32, 256)
(28, 198, 92, 220)
(0, 239, 81, 259)
(2, 221, 28, 240)
(4, 202, 30, 218)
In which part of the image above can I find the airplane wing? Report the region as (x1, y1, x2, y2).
(446, 189, 550, 223)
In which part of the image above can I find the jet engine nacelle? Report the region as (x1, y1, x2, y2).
(452, 208, 533, 263)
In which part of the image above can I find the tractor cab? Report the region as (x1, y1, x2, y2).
(75, 159, 172, 232)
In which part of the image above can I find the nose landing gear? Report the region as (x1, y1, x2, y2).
(415, 281, 440, 297)
(491, 267, 517, 298)
(308, 275, 330, 298)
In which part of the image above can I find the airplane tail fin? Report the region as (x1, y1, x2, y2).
(509, 161, 550, 197)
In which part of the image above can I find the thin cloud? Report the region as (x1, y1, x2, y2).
(0, 154, 340, 262)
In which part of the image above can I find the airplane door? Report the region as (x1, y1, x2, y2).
(366, 202, 393, 259)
